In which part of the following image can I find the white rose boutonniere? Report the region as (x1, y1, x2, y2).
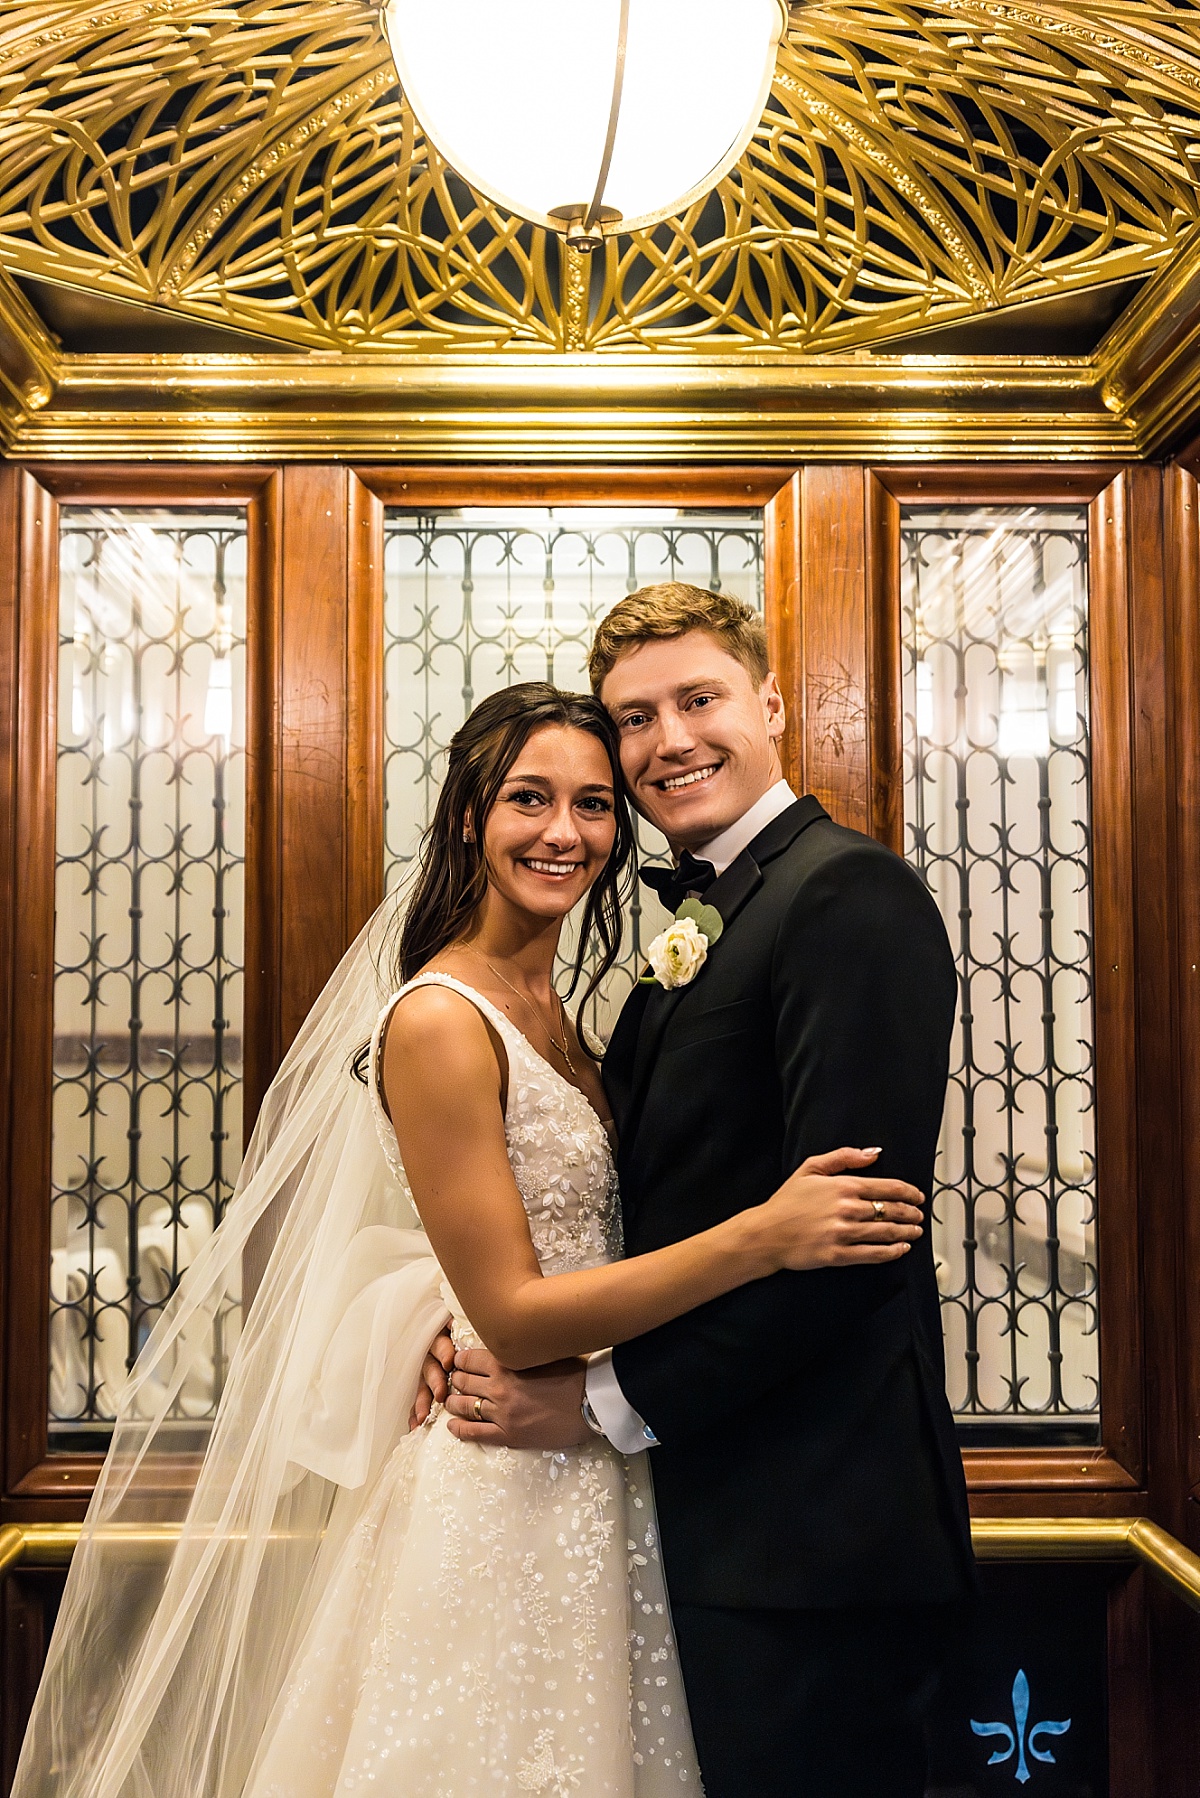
(643, 898, 724, 990)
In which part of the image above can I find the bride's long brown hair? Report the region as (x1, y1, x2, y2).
(354, 683, 636, 1078)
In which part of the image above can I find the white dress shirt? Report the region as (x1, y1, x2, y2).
(585, 779, 798, 1453)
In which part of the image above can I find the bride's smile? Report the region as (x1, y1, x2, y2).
(477, 724, 617, 924)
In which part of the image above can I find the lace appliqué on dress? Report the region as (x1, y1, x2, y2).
(367, 973, 622, 1278)
(245, 973, 698, 1797)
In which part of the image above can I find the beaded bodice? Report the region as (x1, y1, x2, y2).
(367, 973, 622, 1276)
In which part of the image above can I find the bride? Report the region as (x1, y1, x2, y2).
(15, 682, 925, 1798)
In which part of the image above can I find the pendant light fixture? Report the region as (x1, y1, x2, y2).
(381, 0, 789, 249)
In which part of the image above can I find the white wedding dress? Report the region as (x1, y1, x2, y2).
(243, 974, 701, 1798)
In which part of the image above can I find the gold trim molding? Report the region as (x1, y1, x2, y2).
(6, 1518, 1200, 1612)
(4, 261, 1200, 459)
(972, 1517, 1200, 1615)
(1, 345, 1127, 463)
(0, 269, 59, 451)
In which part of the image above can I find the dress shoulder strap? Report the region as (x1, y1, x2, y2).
(392, 972, 521, 1040)
(368, 972, 523, 1087)
(365, 974, 525, 1165)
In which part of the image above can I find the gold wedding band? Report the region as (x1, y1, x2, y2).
(872, 1199, 885, 1220)
(474, 1395, 485, 1422)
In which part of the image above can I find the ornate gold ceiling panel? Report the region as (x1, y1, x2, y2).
(1, 0, 1200, 360)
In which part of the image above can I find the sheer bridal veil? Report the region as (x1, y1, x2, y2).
(15, 892, 451, 1798)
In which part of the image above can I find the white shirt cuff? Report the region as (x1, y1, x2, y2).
(585, 1350, 659, 1453)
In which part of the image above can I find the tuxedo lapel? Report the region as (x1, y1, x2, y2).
(616, 847, 765, 1165)
(628, 849, 763, 1094)
(738, 791, 826, 868)
(602, 976, 652, 1137)
(613, 795, 828, 1165)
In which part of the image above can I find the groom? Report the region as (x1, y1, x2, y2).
(443, 584, 976, 1797)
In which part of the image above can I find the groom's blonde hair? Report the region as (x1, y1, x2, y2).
(587, 582, 769, 694)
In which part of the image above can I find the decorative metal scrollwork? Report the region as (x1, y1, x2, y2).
(381, 509, 764, 1034)
(0, 1, 1199, 354)
(51, 508, 246, 1434)
(901, 507, 1099, 1434)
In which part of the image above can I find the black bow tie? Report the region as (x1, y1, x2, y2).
(640, 851, 718, 916)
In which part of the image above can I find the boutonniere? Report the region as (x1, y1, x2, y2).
(642, 899, 725, 990)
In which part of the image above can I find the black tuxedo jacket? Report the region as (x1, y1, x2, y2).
(604, 796, 976, 1611)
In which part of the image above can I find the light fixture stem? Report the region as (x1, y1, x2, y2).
(583, 0, 630, 232)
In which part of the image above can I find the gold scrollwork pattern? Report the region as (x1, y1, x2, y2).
(0, 0, 1199, 354)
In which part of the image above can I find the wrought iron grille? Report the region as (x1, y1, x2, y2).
(51, 509, 247, 1437)
(382, 509, 764, 1038)
(901, 507, 1099, 1439)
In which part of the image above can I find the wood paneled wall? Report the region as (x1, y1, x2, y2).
(764, 469, 899, 845)
(0, 456, 1197, 1792)
(2, 458, 1196, 1524)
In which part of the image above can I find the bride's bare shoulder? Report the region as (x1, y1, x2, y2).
(381, 979, 502, 1104)
(387, 979, 485, 1048)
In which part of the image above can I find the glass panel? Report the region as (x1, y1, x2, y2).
(901, 506, 1099, 1442)
(382, 507, 764, 1038)
(51, 509, 247, 1440)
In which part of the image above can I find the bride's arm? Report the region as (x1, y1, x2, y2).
(384, 986, 923, 1371)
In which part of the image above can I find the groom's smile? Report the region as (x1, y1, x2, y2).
(659, 764, 721, 791)
(599, 629, 787, 851)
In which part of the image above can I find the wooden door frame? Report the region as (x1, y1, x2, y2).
(866, 465, 1148, 1512)
(0, 464, 282, 1518)
(348, 463, 800, 896)
(731, 460, 1150, 1511)
(1167, 463, 1200, 1552)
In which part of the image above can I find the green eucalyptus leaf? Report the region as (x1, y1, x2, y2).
(696, 904, 724, 942)
(673, 897, 724, 942)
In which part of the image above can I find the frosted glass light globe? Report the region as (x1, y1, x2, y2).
(382, 0, 788, 244)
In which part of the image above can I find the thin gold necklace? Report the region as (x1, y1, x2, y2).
(468, 950, 577, 1078)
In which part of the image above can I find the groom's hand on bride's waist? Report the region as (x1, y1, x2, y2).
(443, 1347, 591, 1449)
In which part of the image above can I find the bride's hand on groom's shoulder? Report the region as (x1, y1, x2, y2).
(760, 1147, 925, 1272)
